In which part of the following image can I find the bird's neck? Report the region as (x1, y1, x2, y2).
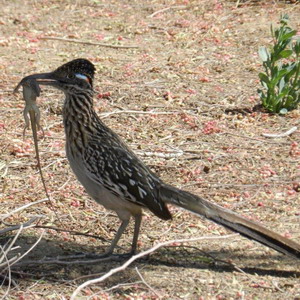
(63, 92, 97, 155)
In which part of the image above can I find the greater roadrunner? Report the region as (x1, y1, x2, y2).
(18, 59, 300, 259)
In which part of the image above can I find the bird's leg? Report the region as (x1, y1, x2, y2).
(84, 218, 130, 259)
(130, 214, 142, 255)
(105, 218, 130, 255)
(84, 214, 142, 259)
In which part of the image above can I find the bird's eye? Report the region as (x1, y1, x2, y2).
(66, 74, 75, 79)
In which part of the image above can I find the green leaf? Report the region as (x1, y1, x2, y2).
(257, 89, 265, 101)
(277, 68, 289, 78)
(278, 77, 285, 93)
(280, 14, 289, 25)
(258, 14, 300, 113)
(259, 73, 270, 84)
(281, 30, 296, 42)
(270, 69, 288, 87)
(283, 61, 297, 76)
(278, 86, 291, 99)
(294, 39, 300, 55)
(278, 49, 293, 58)
(270, 24, 274, 39)
(274, 27, 281, 40)
(258, 47, 269, 62)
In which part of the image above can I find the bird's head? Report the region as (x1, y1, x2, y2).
(16, 59, 96, 94)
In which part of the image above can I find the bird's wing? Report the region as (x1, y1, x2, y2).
(83, 138, 172, 220)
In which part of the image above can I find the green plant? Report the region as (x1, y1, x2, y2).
(258, 15, 300, 113)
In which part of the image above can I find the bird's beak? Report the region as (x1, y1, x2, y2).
(21, 72, 58, 86)
(14, 72, 59, 94)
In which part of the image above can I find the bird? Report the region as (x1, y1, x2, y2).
(18, 58, 300, 259)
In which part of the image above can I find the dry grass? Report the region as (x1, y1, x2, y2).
(0, 0, 300, 299)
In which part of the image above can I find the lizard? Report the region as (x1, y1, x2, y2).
(14, 78, 59, 221)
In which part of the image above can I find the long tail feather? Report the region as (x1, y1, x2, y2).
(160, 184, 300, 259)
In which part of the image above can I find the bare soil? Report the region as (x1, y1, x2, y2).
(0, 0, 300, 299)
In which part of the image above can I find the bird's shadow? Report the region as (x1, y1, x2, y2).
(1, 234, 300, 286)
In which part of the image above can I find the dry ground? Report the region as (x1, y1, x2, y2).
(0, 0, 300, 299)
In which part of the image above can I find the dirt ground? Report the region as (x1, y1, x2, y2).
(1, 0, 300, 299)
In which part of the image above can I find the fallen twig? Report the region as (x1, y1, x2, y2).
(3, 231, 45, 271)
(70, 234, 237, 300)
(103, 281, 143, 293)
(0, 217, 39, 235)
(235, 0, 241, 8)
(262, 126, 298, 138)
(224, 132, 290, 145)
(15, 253, 122, 266)
(135, 150, 184, 159)
(135, 267, 161, 298)
(1, 198, 48, 226)
(40, 37, 139, 49)
(147, 5, 186, 18)
(34, 225, 109, 243)
(0, 161, 8, 178)
(0, 226, 23, 268)
(0, 245, 12, 300)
